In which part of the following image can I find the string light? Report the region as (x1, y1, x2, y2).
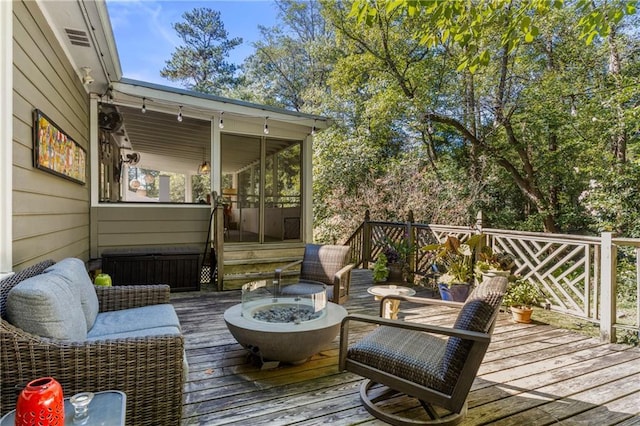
(218, 112, 224, 129)
(263, 117, 269, 135)
(177, 106, 183, 122)
(141, 97, 146, 113)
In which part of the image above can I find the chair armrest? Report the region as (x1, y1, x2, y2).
(378, 294, 464, 316)
(331, 263, 354, 303)
(275, 259, 303, 281)
(95, 284, 171, 312)
(334, 263, 354, 282)
(341, 313, 490, 342)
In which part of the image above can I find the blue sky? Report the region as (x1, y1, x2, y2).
(106, 1, 279, 87)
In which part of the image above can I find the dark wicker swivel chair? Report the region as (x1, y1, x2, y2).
(275, 244, 354, 304)
(0, 260, 185, 425)
(339, 276, 508, 425)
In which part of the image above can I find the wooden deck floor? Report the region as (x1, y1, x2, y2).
(172, 270, 640, 425)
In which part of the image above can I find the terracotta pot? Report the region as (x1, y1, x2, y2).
(510, 306, 533, 323)
(438, 283, 471, 302)
(15, 377, 64, 425)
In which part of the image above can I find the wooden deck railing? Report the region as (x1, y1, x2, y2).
(344, 211, 639, 344)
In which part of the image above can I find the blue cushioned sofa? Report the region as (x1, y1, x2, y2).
(0, 258, 186, 425)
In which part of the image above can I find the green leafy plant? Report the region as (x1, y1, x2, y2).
(422, 234, 484, 286)
(382, 237, 413, 265)
(503, 278, 542, 308)
(372, 253, 390, 282)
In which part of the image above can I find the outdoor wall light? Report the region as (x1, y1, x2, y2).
(264, 117, 269, 135)
(219, 112, 224, 129)
(81, 67, 94, 85)
(177, 106, 183, 122)
(141, 97, 147, 114)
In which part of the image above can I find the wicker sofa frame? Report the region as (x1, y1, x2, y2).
(0, 260, 185, 425)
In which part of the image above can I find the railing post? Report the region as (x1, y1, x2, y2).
(475, 210, 484, 234)
(407, 211, 415, 278)
(362, 210, 371, 269)
(600, 232, 617, 343)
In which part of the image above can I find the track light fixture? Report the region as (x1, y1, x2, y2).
(264, 117, 269, 135)
(141, 98, 146, 114)
(177, 106, 183, 122)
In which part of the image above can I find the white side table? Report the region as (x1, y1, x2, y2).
(367, 284, 416, 319)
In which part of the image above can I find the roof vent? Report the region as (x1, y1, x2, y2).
(65, 28, 91, 48)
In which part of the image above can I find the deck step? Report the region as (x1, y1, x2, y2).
(223, 270, 299, 281)
(223, 256, 301, 266)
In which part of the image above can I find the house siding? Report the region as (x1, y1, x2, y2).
(92, 206, 210, 256)
(12, 1, 90, 269)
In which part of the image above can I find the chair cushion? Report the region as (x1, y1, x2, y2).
(347, 326, 449, 393)
(45, 258, 99, 330)
(87, 304, 180, 338)
(281, 281, 333, 301)
(86, 325, 181, 341)
(6, 273, 87, 341)
(300, 244, 350, 286)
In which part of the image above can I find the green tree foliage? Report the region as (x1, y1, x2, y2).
(183, 0, 638, 242)
(161, 8, 242, 94)
(236, 0, 333, 111)
(318, 0, 639, 237)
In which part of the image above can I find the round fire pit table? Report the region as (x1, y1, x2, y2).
(223, 280, 347, 366)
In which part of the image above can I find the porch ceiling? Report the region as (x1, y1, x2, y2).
(116, 105, 297, 175)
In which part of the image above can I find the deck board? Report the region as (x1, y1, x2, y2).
(172, 269, 640, 425)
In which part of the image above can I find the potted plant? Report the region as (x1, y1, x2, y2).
(474, 246, 514, 281)
(372, 253, 390, 283)
(422, 234, 484, 302)
(381, 237, 413, 282)
(503, 277, 542, 323)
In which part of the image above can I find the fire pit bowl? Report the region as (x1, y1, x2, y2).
(223, 280, 347, 365)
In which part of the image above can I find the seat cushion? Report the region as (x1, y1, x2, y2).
(281, 281, 333, 301)
(86, 325, 181, 341)
(347, 326, 448, 393)
(6, 273, 87, 341)
(87, 304, 180, 339)
(45, 258, 99, 330)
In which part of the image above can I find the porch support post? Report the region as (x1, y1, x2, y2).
(600, 232, 617, 343)
(89, 96, 99, 258)
(0, 0, 12, 275)
(212, 118, 223, 290)
(302, 134, 313, 243)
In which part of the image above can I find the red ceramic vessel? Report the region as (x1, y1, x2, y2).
(15, 377, 64, 425)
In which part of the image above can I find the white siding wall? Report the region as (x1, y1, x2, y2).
(12, 1, 90, 269)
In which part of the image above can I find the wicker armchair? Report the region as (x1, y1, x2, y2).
(0, 260, 185, 425)
(339, 276, 508, 425)
(275, 244, 354, 304)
